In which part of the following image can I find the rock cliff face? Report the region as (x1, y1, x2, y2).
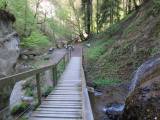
(0, 10, 20, 77)
(122, 55, 160, 119)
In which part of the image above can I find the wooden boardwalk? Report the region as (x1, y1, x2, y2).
(30, 57, 89, 120)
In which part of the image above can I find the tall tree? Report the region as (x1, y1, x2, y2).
(86, 0, 92, 35)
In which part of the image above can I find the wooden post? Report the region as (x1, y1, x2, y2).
(36, 73, 41, 105)
(63, 56, 66, 70)
(88, 87, 95, 116)
(52, 68, 56, 87)
(53, 65, 57, 85)
(67, 51, 70, 62)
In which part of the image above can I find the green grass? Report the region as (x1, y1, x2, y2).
(93, 77, 122, 87)
(86, 45, 105, 60)
(85, 39, 115, 61)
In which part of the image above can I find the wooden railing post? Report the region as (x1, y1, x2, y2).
(67, 51, 70, 62)
(36, 73, 41, 105)
(63, 56, 66, 70)
(52, 65, 57, 86)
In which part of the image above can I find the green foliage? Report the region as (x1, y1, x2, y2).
(153, 0, 160, 14)
(48, 18, 73, 40)
(7, 0, 35, 34)
(0, 0, 7, 8)
(42, 86, 53, 97)
(97, 0, 122, 30)
(86, 39, 114, 60)
(106, 23, 120, 36)
(25, 87, 34, 96)
(5, 0, 51, 49)
(11, 102, 29, 115)
(23, 78, 35, 96)
(86, 45, 104, 60)
(22, 32, 50, 48)
(93, 77, 121, 87)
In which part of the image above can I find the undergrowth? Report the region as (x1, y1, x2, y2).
(93, 77, 122, 87)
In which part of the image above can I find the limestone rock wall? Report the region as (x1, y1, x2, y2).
(0, 10, 20, 77)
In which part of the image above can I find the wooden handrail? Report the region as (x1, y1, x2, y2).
(81, 63, 94, 120)
(0, 52, 68, 105)
(81, 47, 94, 120)
(0, 53, 67, 87)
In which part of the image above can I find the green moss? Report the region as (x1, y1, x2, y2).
(11, 102, 29, 115)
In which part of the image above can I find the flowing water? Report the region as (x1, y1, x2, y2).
(129, 56, 160, 94)
(100, 56, 160, 120)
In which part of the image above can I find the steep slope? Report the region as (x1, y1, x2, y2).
(86, 0, 160, 86)
(85, 0, 160, 119)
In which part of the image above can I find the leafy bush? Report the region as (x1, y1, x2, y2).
(22, 31, 50, 48)
(11, 102, 29, 115)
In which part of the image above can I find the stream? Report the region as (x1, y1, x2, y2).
(94, 56, 160, 120)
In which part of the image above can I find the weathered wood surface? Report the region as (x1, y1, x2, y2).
(30, 57, 83, 120)
(30, 57, 94, 120)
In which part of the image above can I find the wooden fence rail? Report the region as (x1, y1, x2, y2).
(0, 52, 69, 111)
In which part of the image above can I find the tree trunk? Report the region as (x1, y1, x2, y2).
(96, 0, 99, 34)
(86, 0, 92, 35)
(133, 0, 139, 10)
(128, 0, 132, 14)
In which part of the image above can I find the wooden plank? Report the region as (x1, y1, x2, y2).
(47, 95, 81, 97)
(41, 103, 82, 106)
(54, 87, 82, 91)
(42, 101, 82, 104)
(49, 93, 80, 95)
(36, 108, 82, 112)
(33, 111, 82, 115)
(39, 104, 82, 109)
(30, 57, 85, 120)
(31, 117, 82, 120)
(32, 113, 82, 118)
(53, 90, 81, 92)
(45, 99, 81, 101)
(46, 96, 81, 99)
